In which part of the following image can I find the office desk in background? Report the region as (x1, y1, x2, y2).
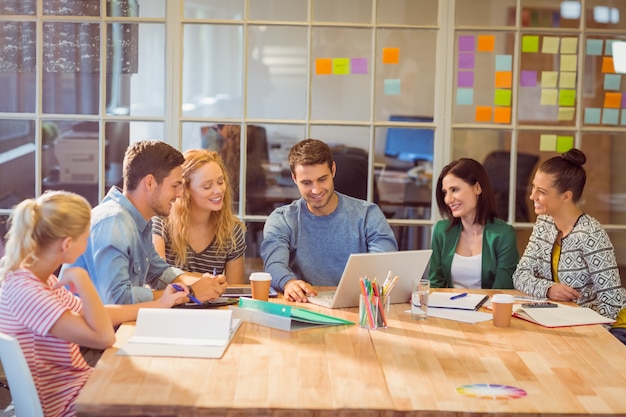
(76, 289, 626, 417)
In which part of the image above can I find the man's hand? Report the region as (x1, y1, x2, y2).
(547, 283, 580, 302)
(283, 279, 317, 303)
(191, 274, 228, 302)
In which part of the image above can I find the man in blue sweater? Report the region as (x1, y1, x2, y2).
(260, 139, 398, 302)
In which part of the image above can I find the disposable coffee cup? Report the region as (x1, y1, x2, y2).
(249, 272, 272, 301)
(491, 294, 515, 328)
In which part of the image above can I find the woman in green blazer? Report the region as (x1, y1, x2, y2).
(428, 158, 519, 289)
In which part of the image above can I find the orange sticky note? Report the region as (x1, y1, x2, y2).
(475, 106, 492, 122)
(602, 57, 615, 73)
(477, 35, 495, 52)
(604, 92, 622, 108)
(495, 71, 512, 88)
(382, 47, 400, 64)
(316, 58, 332, 75)
(494, 107, 511, 123)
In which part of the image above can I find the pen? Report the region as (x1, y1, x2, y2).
(450, 292, 468, 300)
(172, 283, 203, 305)
(213, 267, 217, 277)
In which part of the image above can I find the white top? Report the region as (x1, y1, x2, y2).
(451, 253, 482, 289)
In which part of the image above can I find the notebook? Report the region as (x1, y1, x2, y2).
(307, 249, 432, 309)
(425, 292, 489, 311)
(509, 303, 614, 328)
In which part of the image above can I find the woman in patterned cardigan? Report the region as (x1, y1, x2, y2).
(513, 148, 626, 344)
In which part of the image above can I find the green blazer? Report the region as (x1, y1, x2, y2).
(428, 218, 519, 289)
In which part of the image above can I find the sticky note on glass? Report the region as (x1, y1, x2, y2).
(495, 71, 512, 88)
(540, 134, 557, 151)
(541, 71, 558, 88)
(560, 37, 578, 54)
(586, 39, 603, 56)
(315, 58, 332, 75)
(458, 53, 475, 69)
(559, 89, 576, 107)
(495, 54, 512, 71)
(382, 47, 400, 64)
(458, 35, 475, 52)
(520, 70, 537, 87)
(622, 94, 626, 109)
(560, 55, 577, 71)
(475, 106, 492, 122)
(522, 35, 540, 53)
(332, 58, 350, 75)
(602, 57, 615, 73)
(604, 92, 622, 108)
(458, 71, 474, 87)
(605, 39, 616, 55)
(559, 72, 577, 89)
(602, 108, 619, 125)
(557, 107, 575, 121)
(477, 35, 495, 52)
(456, 88, 474, 105)
(556, 136, 574, 153)
(584, 108, 601, 124)
(541, 89, 558, 106)
(384, 78, 401, 95)
(494, 89, 512, 106)
(542, 36, 560, 54)
(351, 58, 368, 74)
(494, 107, 511, 124)
(622, 110, 626, 126)
(604, 73, 621, 91)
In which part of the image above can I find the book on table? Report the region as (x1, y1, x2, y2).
(485, 302, 615, 328)
(424, 292, 489, 311)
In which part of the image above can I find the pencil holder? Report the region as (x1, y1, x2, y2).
(359, 294, 384, 330)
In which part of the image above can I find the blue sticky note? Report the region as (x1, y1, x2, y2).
(622, 110, 626, 126)
(602, 108, 619, 125)
(384, 78, 401, 95)
(605, 39, 616, 56)
(456, 88, 474, 105)
(586, 39, 603, 56)
(604, 74, 621, 91)
(584, 108, 601, 124)
(495, 54, 512, 71)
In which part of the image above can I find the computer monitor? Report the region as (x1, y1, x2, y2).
(384, 115, 434, 163)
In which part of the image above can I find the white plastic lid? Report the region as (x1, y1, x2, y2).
(491, 294, 515, 303)
(249, 272, 272, 281)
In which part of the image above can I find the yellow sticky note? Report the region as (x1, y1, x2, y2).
(541, 89, 558, 106)
(560, 55, 577, 71)
(560, 37, 578, 54)
(542, 36, 560, 54)
(382, 47, 399, 64)
(604, 92, 622, 108)
(315, 58, 332, 75)
(602, 57, 615, 73)
(495, 71, 512, 88)
(332, 58, 350, 75)
(559, 72, 577, 89)
(558, 107, 575, 121)
(477, 35, 495, 52)
(493, 107, 511, 124)
(541, 71, 558, 88)
(475, 106, 492, 122)
(540, 134, 557, 151)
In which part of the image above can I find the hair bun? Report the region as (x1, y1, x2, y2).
(561, 148, 586, 166)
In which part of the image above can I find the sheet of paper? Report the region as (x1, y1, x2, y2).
(404, 308, 492, 324)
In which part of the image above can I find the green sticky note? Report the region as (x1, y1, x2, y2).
(456, 88, 474, 105)
(541, 71, 558, 88)
(540, 89, 558, 106)
(560, 37, 578, 54)
(622, 110, 626, 126)
(542, 36, 559, 54)
(522, 35, 540, 53)
(559, 72, 577, 89)
(556, 136, 574, 153)
(604, 74, 621, 91)
(557, 107, 575, 121)
(584, 108, 601, 124)
(332, 58, 350, 75)
(494, 89, 511, 106)
(586, 39, 603, 56)
(558, 89, 576, 107)
(540, 134, 557, 151)
(560, 54, 577, 71)
(384, 78, 401, 95)
(602, 108, 619, 125)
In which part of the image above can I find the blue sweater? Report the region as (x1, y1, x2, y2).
(260, 192, 398, 291)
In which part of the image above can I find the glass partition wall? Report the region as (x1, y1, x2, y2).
(1, 0, 626, 274)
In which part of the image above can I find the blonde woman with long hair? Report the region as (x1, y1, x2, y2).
(152, 149, 247, 283)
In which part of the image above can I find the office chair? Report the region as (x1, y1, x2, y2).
(482, 151, 539, 222)
(0, 332, 44, 417)
(331, 145, 379, 202)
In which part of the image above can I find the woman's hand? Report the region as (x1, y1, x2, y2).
(547, 283, 580, 302)
(157, 284, 191, 308)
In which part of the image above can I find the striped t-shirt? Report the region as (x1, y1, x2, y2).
(0, 269, 92, 417)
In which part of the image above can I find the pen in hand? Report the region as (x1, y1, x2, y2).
(450, 292, 468, 300)
(172, 283, 203, 305)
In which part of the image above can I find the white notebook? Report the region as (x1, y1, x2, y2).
(425, 292, 489, 311)
(511, 303, 615, 328)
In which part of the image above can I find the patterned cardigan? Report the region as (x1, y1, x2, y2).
(513, 214, 625, 321)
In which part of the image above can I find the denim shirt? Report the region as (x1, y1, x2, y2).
(67, 187, 182, 304)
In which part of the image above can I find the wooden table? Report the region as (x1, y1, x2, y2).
(76, 289, 626, 416)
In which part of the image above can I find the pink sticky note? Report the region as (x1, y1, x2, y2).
(459, 36, 475, 52)
(458, 53, 475, 69)
(351, 58, 368, 74)
(457, 71, 474, 87)
(520, 70, 537, 87)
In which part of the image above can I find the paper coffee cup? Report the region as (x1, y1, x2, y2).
(491, 294, 514, 328)
(249, 272, 272, 301)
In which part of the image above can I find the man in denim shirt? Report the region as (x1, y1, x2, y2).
(66, 140, 227, 304)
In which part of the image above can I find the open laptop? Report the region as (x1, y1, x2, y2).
(307, 249, 432, 309)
